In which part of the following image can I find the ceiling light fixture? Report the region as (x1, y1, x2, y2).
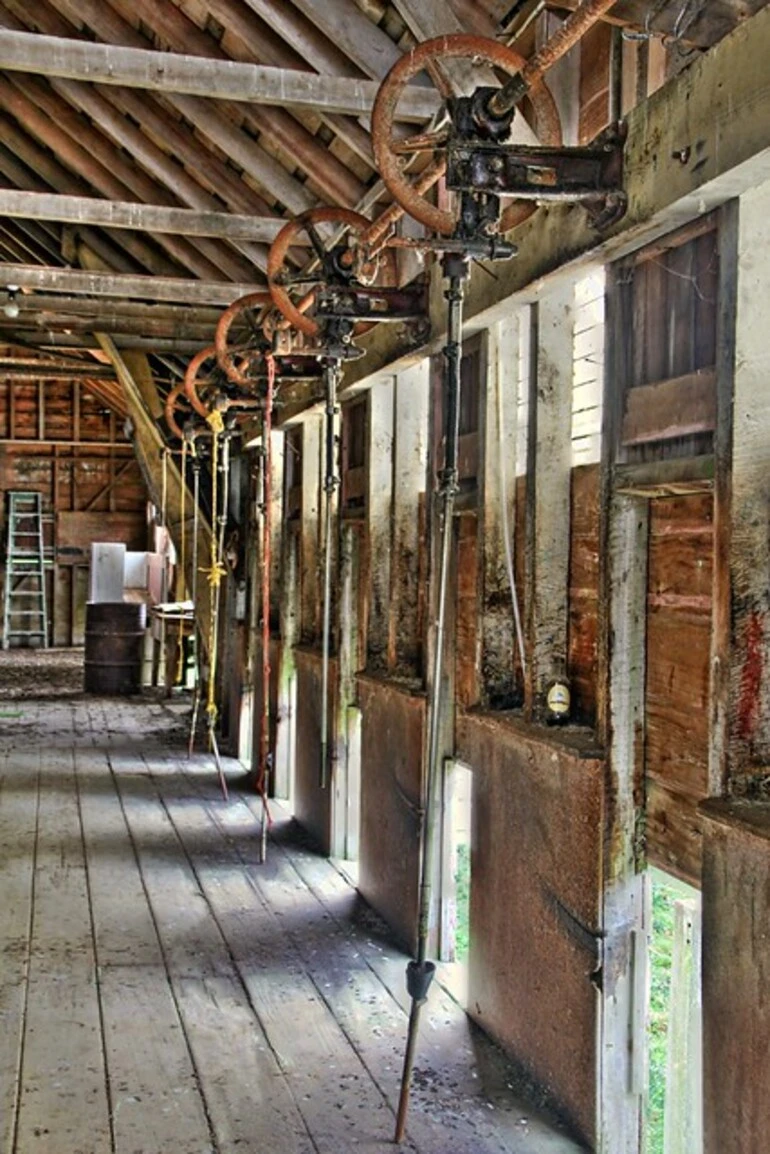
(3, 285, 20, 319)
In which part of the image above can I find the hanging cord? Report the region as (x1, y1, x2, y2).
(319, 359, 340, 789)
(257, 353, 276, 863)
(188, 441, 203, 757)
(175, 435, 188, 686)
(202, 410, 230, 801)
(395, 253, 470, 1144)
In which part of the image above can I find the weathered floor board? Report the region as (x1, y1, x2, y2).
(0, 687, 586, 1154)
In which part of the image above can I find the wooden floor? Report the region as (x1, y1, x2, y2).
(0, 679, 585, 1154)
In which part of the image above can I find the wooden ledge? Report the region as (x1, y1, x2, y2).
(458, 706, 604, 761)
(699, 798, 770, 842)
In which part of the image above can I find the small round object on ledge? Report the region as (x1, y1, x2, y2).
(545, 663, 571, 726)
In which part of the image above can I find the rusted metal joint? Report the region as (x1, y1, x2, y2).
(406, 960, 436, 1005)
(448, 87, 516, 142)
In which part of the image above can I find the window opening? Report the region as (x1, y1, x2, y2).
(440, 760, 473, 1005)
(646, 868, 702, 1154)
(341, 398, 368, 517)
(284, 426, 303, 521)
(618, 218, 719, 466)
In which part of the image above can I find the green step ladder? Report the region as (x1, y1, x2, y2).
(3, 491, 49, 649)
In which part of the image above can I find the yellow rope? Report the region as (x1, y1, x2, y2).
(204, 419, 223, 731)
(160, 445, 168, 528)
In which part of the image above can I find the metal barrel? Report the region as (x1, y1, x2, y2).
(84, 602, 147, 695)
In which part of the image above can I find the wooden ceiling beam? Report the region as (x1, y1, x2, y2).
(0, 94, 189, 278)
(0, 67, 243, 281)
(0, 366, 118, 381)
(0, 264, 261, 305)
(0, 113, 167, 276)
(21, 79, 264, 280)
(12, 295, 225, 325)
(0, 353, 115, 370)
(0, 313, 220, 339)
(5, 330, 211, 355)
(0, 27, 439, 119)
(0, 217, 60, 266)
(0, 2, 270, 276)
(0, 0, 314, 227)
(96, 86, 276, 219)
(238, 0, 368, 79)
(0, 6, 277, 260)
(0, 189, 300, 244)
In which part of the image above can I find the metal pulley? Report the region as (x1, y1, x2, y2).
(371, 29, 627, 244)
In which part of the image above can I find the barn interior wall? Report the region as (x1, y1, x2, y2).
(231, 141, 770, 1148)
(0, 379, 149, 646)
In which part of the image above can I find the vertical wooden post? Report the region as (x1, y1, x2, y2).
(274, 525, 299, 802)
(388, 361, 430, 675)
(600, 492, 648, 1152)
(524, 279, 575, 717)
(37, 379, 45, 441)
(700, 186, 770, 1154)
(479, 315, 521, 707)
(300, 415, 321, 644)
(367, 376, 394, 671)
(725, 182, 770, 775)
(332, 523, 354, 858)
(109, 411, 117, 513)
(73, 380, 81, 444)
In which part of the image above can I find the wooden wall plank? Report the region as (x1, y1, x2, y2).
(622, 368, 716, 445)
(644, 493, 713, 881)
(568, 464, 600, 723)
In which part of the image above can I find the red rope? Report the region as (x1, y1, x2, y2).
(256, 352, 275, 826)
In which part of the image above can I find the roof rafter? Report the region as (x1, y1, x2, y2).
(0, 190, 301, 242)
(0, 28, 440, 120)
(0, 263, 262, 305)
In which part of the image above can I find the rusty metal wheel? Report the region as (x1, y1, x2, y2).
(183, 345, 223, 420)
(214, 291, 272, 388)
(371, 34, 562, 236)
(164, 381, 199, 441)
(184, 345, 262, 424)
(267, 206, 397, 339)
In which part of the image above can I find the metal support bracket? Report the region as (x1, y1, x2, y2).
(446, 121, 628, 229)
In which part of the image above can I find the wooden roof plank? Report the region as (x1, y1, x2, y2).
(100, 0, 367, 209)
(0, 68, 256, 280)
(286, 0, 402, 80)
(2, 2, 317, 223)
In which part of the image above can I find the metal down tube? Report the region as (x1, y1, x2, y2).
(394, 252, 470, 1145)
(488, 0, 618, 116)
(319, 360, 340, 790)
(188, 447, 202, 758)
